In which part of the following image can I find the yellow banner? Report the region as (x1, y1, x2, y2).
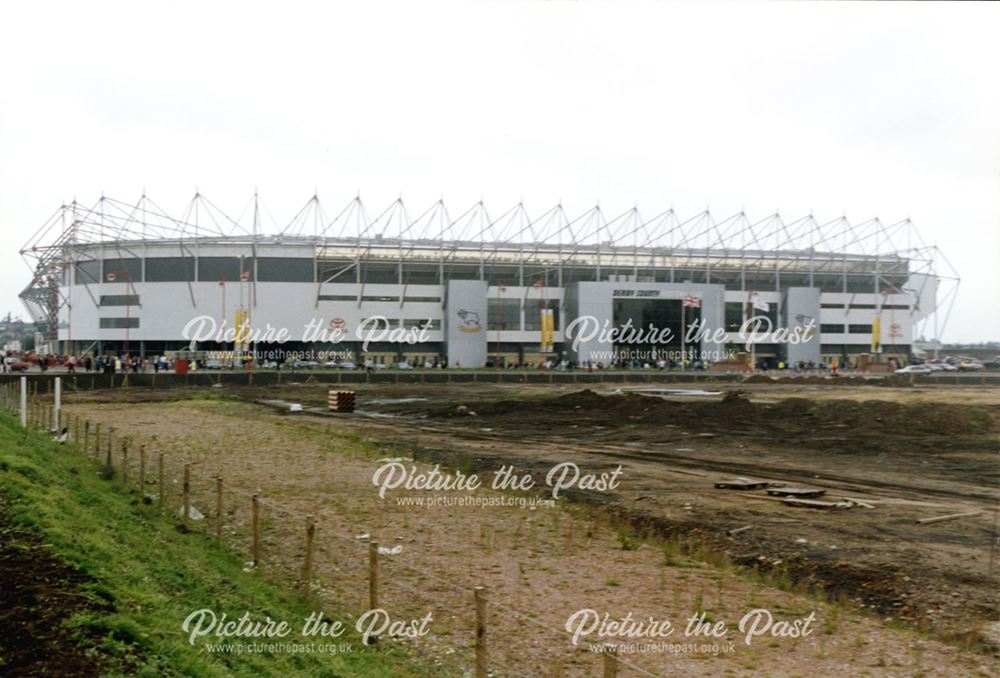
(871, 316, 881, 351)
(540, 308, 555, 352)
(235, 308, 250, 350)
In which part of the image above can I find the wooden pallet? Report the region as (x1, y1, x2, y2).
(328, 390, 356, 413)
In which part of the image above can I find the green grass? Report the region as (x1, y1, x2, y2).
(0, 413, 432, 678)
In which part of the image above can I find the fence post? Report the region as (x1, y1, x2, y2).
(19, 377, 26, 427)
(94, 422, 100, 457)
(602, 647, 618, 678)
(53, 377, 61, 431)
(215, 477, 224, 540)
(158, 453, 165, 506)
(106, 428, 114, 467)
(301, 516, 315, 594)
(369, 541, 379, 610)
(251, 494, 261, 566)
(139, 445, 146, 494)
(475, 586, 487, 678)
(74, 414, 80, 447)
(121, 439, 129, 486)
(182, 464, 191, 526)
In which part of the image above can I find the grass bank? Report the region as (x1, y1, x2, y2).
(0, 412, 429, 677)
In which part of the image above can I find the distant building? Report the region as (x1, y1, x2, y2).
(19, 194, 957, 366)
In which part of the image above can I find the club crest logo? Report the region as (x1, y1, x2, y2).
(457, 309, 482, 333)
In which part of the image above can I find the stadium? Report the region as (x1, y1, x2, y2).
(18, 193, 958, 368)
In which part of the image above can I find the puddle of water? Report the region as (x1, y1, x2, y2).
(365, 397, 430, 405)
(627, 388, 723, 397)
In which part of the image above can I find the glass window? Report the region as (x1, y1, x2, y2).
(820, 324, 844, 334)
(848, 324, 873, 334)
(100, 295, 140, 306)
(483, 265, 520, 288)
(403, 318, 441, 330)
(75, 260, 101, 285)
(487, 299, 521, 331)
(99, 317, 140, 329)
(145, 257, 195, 282)
(401, 263, 440, 285)
(360, 262, 399, 284)
(257, 257, 313, 282)
(524, 300, 560, 331)
(444, 264, 480, 281)
(725, 302, 744, 332)
(317, 259, 358, 283)
(198, 257, 252, 282)
(102, 258, 142, 283)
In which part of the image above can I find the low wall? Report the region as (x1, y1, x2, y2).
(1, 370, 996, 392)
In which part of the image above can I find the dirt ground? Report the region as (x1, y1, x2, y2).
(0, 497, 110, 677)
(57, 379, 999, 677)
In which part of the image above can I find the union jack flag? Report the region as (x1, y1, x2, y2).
(682, 295, 701, 308)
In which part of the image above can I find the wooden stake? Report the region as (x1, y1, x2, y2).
(251, 494, 261, 566)
(369, 541, 379, 610)
(475, 586, 487, 678)
(106, 428, 114, 467)
(158, 453, 165, 506)
(301, 516, 315, 593)
(84, 420, 90, 453)
(602, 647, 618, 678)
(94, 422, 101, 457)
(215, 477, 224, 540)
(139, 445, 146, 494)
(121, 439, 129, 486)
(74, 414, 80, 448)
(182, 464, 191, 526)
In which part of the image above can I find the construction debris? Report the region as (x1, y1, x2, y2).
(780, 498, 852, 510)
(767, 487, 826, 498)
(916, 510, 983, 525)
(715, 478, 782, 490)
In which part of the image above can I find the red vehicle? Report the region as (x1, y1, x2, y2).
(8, 361, 31, 372)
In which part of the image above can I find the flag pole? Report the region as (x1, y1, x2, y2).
(495, 285, 502, 370)
(680, 301, 686, 371)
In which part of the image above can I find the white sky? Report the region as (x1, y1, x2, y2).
(1, 1, 997, 341)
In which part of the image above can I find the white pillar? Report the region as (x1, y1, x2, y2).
(20, 377, 27, 427)
(53, 377, 62, 431)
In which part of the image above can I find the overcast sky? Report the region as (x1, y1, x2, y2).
(1, 1, 996, 341)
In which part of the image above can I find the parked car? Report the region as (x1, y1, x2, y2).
(322, 360, 340, 368)
(292, 360, 319, 369)
(395, 361, 413, 370)
(8, 360, 31, 372)
(337, 361, 357, 369)
(959, 361, 984, 371)
(895, 364, 932, 374)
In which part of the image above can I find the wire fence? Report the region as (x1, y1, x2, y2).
(3, 378, 664, 678)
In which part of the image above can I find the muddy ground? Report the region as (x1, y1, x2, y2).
(373, 384, 999, 641)
(0, 497, 109, 677)
(63, 381, 999, 661)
